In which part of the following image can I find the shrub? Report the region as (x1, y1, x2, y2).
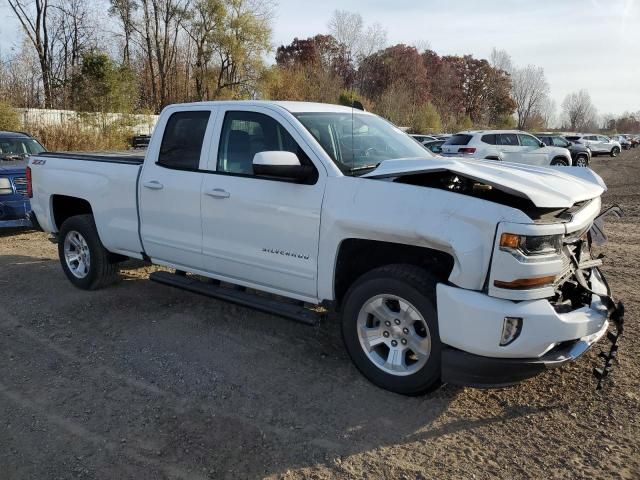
(0, 102, 20, 131)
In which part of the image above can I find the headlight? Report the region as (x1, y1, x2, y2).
(0, 177, 12, 195)
(500, 233, 562, 257)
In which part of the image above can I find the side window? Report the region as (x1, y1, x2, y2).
(217, 111, 315, 179)
(551, 137, 565, 147)
(498, 134, 519, 146)
(480, 134, 496, 145)
(518, 134, 540, 147)
(598, 136, 609, 142)
(158, 111, 211, 170)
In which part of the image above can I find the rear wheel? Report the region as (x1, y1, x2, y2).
(58, 214, 120, 290)
(611, 147, 620, 157)
(341, 264, 442, 395)
(575, 155, 589, 167)
(551, 157, 570, 166)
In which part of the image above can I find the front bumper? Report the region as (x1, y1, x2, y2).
(442, 321, 609, 387)
(0, 199, 32, 228)
(437, 268, 621, 387)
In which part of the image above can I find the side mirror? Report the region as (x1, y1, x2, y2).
(539, 141, 545, 148)
(253, 151, 313, 181)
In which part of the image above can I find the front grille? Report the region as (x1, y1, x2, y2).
(12, 176, 27, 197)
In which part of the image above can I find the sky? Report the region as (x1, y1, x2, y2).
(1, 0, 639, 117)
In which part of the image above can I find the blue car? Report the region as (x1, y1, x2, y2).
(0, 131, 46, 228)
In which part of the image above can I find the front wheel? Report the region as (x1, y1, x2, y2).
(551, 157, 570, 166)
(341, 265, 442, 395)
(58, 214, 120, 290)
(611, 147, 620, 157)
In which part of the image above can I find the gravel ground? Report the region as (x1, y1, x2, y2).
(1, 151, 639, 480)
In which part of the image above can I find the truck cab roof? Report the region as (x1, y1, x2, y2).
(162, 100, 367, 115)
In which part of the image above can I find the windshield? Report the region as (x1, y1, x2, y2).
(293, 112, 432, 175)
(0, 138, 46, 160)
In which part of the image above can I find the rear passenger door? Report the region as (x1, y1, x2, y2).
(199, 106, 326, 301)
(139, 107, 215, 269)
(517, 133, 548, 165)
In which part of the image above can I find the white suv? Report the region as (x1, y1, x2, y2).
(565, 134, 621, 157)
(441, 130, 573, 166)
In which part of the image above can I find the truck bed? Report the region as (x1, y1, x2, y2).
(38, 151, 145, 165)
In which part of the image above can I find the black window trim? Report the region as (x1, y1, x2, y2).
(156, 109, 212, 172)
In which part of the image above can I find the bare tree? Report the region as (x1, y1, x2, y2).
(562, 89, 597, 131)
(511, 65, 549, 130)
(184, 0, 224, 100)
(327, 9, 387, 63)
(539, 96, 557, 129)
(489, 47, 513, 74)
(109, 0, 139, 66)
(7, 0, 54, 107)
(138, 0, 189, 110)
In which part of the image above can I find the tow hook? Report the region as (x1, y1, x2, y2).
(593, 300, 625, 390)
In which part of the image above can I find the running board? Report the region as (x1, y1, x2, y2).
(149, 271, 319, 326)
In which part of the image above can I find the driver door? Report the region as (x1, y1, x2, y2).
(199, 107, 326, 301)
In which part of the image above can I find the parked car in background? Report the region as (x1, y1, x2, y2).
(0, 131, 46, 228)
(410, 134, 437, 144)
(441, 130, 573, 166)
(565, 134, 621, 157)
(131, 134, 151, 149)
(613, 135, 632, 150)
(422, 139, 445, 154)
(535, 134, 591, 167)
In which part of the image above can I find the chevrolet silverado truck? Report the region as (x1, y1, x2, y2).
(27, 101, 624, 395)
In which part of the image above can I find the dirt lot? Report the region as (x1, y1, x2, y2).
(1, 151, 639, 480)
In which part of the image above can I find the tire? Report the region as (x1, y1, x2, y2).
(58, 214, 120, 290)
(551, 157, 570, 166)
(611, 147, 620, 157)
(341, 264, 442, 395)
(575, 155, 589, 167)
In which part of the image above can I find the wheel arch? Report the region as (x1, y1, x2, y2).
(333, 239, 455, 308)
(51, 195, 94, 230)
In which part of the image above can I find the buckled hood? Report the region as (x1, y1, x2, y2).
(363, 157, 606, 208)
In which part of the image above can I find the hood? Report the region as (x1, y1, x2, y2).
(0, 159, 28, 174)
(363, 157, 605, 208)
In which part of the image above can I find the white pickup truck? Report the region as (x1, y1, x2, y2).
(27, 101, 624, 394)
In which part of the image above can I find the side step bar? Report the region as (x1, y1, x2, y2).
(149, 271, 320, 326)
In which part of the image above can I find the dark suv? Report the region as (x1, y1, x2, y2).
(535, 134, 591, 167)
(0, 131, 46, 228)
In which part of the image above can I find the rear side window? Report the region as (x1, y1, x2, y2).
(480, 134, 496, 145)
(498, 134, 519, 146)
(565, 136, 580, 141)
(444, 134, 472, 146)
(158, 111, 211, 170)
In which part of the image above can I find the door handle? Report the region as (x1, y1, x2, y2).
(143, 180, 164, 190)
(205, 188, 230, 199)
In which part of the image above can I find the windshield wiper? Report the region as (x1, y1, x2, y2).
(348, 163, 380, 174)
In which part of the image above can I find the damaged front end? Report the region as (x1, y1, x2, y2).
(551, 206, 625, 390)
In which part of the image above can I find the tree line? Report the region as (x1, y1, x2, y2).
(1, 3, 637, 134)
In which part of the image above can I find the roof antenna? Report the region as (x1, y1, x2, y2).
(352, 100, 364, 111)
